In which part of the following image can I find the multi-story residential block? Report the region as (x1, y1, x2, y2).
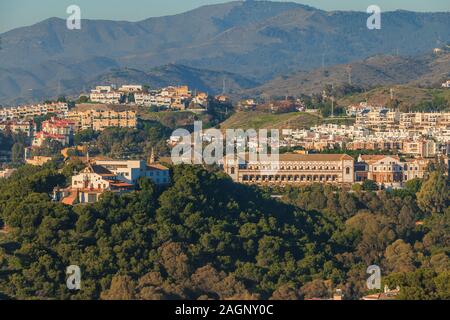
(347, 140, 403, 152)
(400, 112, 450, 130)
(134, 92, 153, 106)
(357, 110, 450, 131)
(32, 132, 68, 147)
(90, 86, 124, 104)
(0, 103, 69, 121)
(66, 109, 137, 132)
(402, 139, 437, 158)
(134, 85, 193, 109)
(356, 109, 400, 130)
(0, 120, 35, 137)
(223, 153, 355, 185)
(32, 117, 75, 147)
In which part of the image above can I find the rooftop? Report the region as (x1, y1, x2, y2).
(227, 153, 354, 163)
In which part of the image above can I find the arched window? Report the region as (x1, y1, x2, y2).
(231, 167, 235, 174)
(346, 167, 350, 175)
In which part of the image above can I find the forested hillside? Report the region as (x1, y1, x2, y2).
(0, 162, 448, 300)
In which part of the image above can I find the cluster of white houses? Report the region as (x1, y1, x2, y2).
(355, 108, 450, 131)
(89, 84, 209, 110)
(280, 124, 448, 158)
(0, 102, 69, 121)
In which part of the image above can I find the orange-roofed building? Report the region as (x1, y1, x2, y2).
(222, 153, 355, 185)
(56, 157, 170, 205)
(357, 155, 403, 185)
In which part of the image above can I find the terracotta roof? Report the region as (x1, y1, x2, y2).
(278, 153, 354, 162)
(360, 155, 400, 162)
(235, 153, 354, 162)
(62, 192, 78, 205)
(82, 164, 116, 176)
(110, 182, 134, 188)
(147, 164, 169, 171)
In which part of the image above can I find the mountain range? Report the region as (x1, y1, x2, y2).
(0, 0, 449, 105)
(244, 49, 450, 98)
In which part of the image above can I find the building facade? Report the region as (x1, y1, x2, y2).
(66, 109, 137, 131)
(0, 120, 35, 137)
(358, 155, 404, 184)
(357, 155, 430, 186)
(90, 86, 125, 104)
(56, 158, 170, 205)
(0, 103, 69, 121)
(32, 117, 75, 147)
(223, 153, 355, 185)
(95, 159, 170, 185)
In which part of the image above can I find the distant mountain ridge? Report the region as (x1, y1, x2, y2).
(0, 63, 259, 106)
(0, 1, 449, 104)
(90, 64, 260, 95)
(244, 49, 450, 98)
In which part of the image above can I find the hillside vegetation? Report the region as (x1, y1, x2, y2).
(338, 86, 450, 112)
(244, 51, 450, 99)
(220, 112, 321, 130)
(0, 163, 448, 300)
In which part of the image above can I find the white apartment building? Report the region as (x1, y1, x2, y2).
(402, 140, 437, 158)
(134, 93, 154, 106)
(95, 159, 170, 185)
(90, 86, 124, 104)
(356, 109, 400, 129)
(0, 103, 69, 121)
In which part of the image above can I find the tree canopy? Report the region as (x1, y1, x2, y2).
(0, 163, 448, 300)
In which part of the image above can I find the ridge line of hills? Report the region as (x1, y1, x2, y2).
(0, 1, 449, 105)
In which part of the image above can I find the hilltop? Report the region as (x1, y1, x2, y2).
(90, 64, 259, 96)
(220, 111, 322, 130)
(1, 1, 449, 104)
(244, 50, 450, 99)
(338, 85, 450, 112)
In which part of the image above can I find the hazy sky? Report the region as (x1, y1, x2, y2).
(1, 0, 449, 33)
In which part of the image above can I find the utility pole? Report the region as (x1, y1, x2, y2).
(322, 53, 325, 73)
(348, 65, 352, 86)
(331, 97, 335, 118)
(222, 78, 226, 95)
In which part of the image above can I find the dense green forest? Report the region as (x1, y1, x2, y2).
(0, 162, 448, 300)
